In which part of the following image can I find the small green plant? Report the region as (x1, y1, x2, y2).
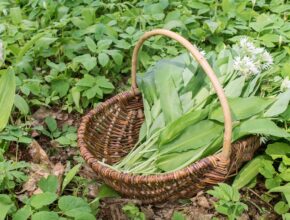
(233, 142, 290, 218)
(40, 117, 77, 147)
(207, 183, 248, 220)
(122, 203, 146, 220)
(11, 175, 96, 220)
(0, 160, 28, 192)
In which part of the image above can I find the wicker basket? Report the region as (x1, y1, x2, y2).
(78, 29, 261, 204)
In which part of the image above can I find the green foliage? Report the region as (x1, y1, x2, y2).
(207, 183, 248, 220)
(0, 160, 28, 192)
(0, 69, 15, 131)
(39, 117, 77, 147)
(233, 142, 290, 218)
(9, 193, 95, 220)
(122, 203, 146, 220)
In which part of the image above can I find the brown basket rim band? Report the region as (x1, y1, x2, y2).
(131, 29, 233, 160)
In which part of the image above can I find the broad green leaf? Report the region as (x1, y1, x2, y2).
(265, 177, 282, 189)
(154, 61, 183, 124)
(234, 119, 290, 140)
(73, 54, 96, 71)
(266, 142, 290, 160)
(85, 36, 97, 53)
(210, 97, 274, 122)
(13, 205, 32, 220)
(10, 7, 22, 25)
(98, 53, 109, 67)
(0, 194, 15, 220)
(107, 50, 123, 66)
(224, 76, 245, 98)
(0, 69, 16, 131)
(264, 89, 290, 117)
(172, 211, 186, 220)
(45, 117, 57, 133)
(97, 184, 120, 199)
(66, 212, 95, 220)
(274, 201, 289, 215)
(31, 211, 59, 220)
(270, 183, 290, 205)
(156, 148, 203, 172)
(205, 20, 219, 33)
(58, 196, 90, 212)
(159, 108, 208, 146)
(259, 159, 276, 179)
(62, 164, 81, 192)
(233, 155, 266, 189)
(71, 87, 80, 109)
(279, 170, 290, 181)
(14, 94, 30, 115)
(51, 79, 70, 98)
(159, 120, 223, 154)
(30, 192, 58, 209)
(38, 175, 58, 193)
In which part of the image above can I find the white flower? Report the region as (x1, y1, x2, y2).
(233, 56, 260, 76)
(261, 51, 273, 70)
(0, 40, 3, 61)
(281, 77, 290, 91)
(239, 37, 257, 54)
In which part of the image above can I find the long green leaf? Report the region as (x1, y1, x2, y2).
(0, 69, 16, 131)
(232, 155, 266, 189)
(210, 96, 274, 122)
(158, 108, 208, 146)
(264, 89, 290, 117)
(154, 62, 183, 124)
(234, 119, 290, 140)
(158, 120, 223, 154)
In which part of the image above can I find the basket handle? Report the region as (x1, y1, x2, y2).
(131, 29, 232, 161)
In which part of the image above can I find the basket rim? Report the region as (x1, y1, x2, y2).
(77, 90, 250, 184)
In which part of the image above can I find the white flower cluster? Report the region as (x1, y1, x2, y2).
(233, 37, 273, 77)
(281, 76, 290, 91)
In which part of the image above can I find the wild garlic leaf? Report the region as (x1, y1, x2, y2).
(224, 76, 245, 98)
(210, 96, 274, 122)
(233, 155, 267, 189)
(0, 69, 16, 131)
(234, 119, 290, 140)
(264, 89, 290, 117)
(158, 120, 223, 154)
(155, 64, 183, 124)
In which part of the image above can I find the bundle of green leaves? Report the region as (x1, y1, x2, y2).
(110, 38, 290, 174)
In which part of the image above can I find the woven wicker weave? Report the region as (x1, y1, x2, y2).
(78, 29, 261, 204)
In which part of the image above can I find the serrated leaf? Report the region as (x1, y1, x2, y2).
(85, 36, 97, 53)
(73, 54, 96, 71)
(98, 53, 109, 67)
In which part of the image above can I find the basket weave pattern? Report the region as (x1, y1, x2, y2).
(78, 92, 260, 204)
(78, 29, 261, 204)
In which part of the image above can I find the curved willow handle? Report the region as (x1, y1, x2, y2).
(131, 29, 233, 161)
